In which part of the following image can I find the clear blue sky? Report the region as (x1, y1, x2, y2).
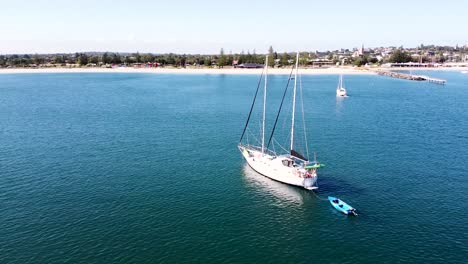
(0, 0, 466, 54)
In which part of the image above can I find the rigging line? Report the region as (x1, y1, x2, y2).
(271, 139, 276, 155)
(299, 73, 310, 160)
(279, 97, 290, 139)
(239, 66, 265, 143)
(266, 66, 295, 150)
(273, 138, 289, 154)
(246, 128, 261, 146)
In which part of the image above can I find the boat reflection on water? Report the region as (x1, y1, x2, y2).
(242, 164, 306, 207)
(335, 95, 346, 115)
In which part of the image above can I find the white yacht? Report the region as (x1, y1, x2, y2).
(336, 75, 348, 97)
(238, 53, 323, 190)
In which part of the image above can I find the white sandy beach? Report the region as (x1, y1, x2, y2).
(0, 66, 466, 75)
(0, 67, 372, 75)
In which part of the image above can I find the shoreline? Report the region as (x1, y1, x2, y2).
(0, 67, 373, 75)
(0, 66, 466, 75)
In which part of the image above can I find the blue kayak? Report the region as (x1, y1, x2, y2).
(328, 196, 358, 216)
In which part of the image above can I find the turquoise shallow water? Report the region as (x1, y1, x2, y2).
(1, 72, 467, 263)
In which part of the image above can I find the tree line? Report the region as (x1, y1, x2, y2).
(0, 46, 322, 68)
(0, 49, 295, 68)
(0, 45, 457, 68)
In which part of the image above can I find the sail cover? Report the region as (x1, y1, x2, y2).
(291, 149, 308, 161)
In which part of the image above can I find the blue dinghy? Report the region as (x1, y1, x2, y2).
(328, 196, 358, 216)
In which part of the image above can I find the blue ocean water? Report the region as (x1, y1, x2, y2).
(0, 71, 467, 263)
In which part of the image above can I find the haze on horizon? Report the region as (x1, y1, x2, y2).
(0, 0, 467, 54)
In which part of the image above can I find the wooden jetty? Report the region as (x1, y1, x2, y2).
(375, 70, 446, 85)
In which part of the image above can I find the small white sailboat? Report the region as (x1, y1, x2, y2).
(238, 53, 323, 190)
(336, 75, 348, 97)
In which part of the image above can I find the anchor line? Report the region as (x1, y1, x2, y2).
(310, 189, 328, 201)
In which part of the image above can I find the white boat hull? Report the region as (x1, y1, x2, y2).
(239, 146, 317, 190)
(336, 88, 347, 97)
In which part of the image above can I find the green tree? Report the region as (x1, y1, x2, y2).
(203, 56, 211, 67)
(135, 52, 141, 63)
(180, 55, 187, 67)
(102, 52, 110, 64)
(299, 55, 308, 66)
(54, 55, 64, 64)
(280, 52, 290, 67)
(267, 46, 275, 67)
(89, 56, 99, 64)
(166, 54, 176, 65)
(111, 53, 121, 64)
(389, 49, 412, 63)
(142, 53, 155, 63)
(33, 54, 44, 65)
(218, 48, 226, 68)
(156, 56, 166, 65)
(354, 56, 368, 67)
(77, 53, 88, 66)
(245, 51, 253, 63)
(436, 52, 446, 63)
(368, 57, 379, 64)
(238, 51, 245, 64)
(226, 55, 233, 66)
(186, 56, 197, 66)
(21, 55, 32, 66)
(174, 57, 181, 67)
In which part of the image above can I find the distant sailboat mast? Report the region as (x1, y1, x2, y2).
(261, 56, 268, 154)
(290, 52, 299, 152)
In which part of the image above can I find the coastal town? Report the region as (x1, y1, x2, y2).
(1, 44, 467, 70)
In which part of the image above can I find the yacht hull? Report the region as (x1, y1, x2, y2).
(239, 146, 317, 190)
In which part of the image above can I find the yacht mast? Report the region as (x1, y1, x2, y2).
(261, 56, 268, 154)
(290, 52, 299, 152)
